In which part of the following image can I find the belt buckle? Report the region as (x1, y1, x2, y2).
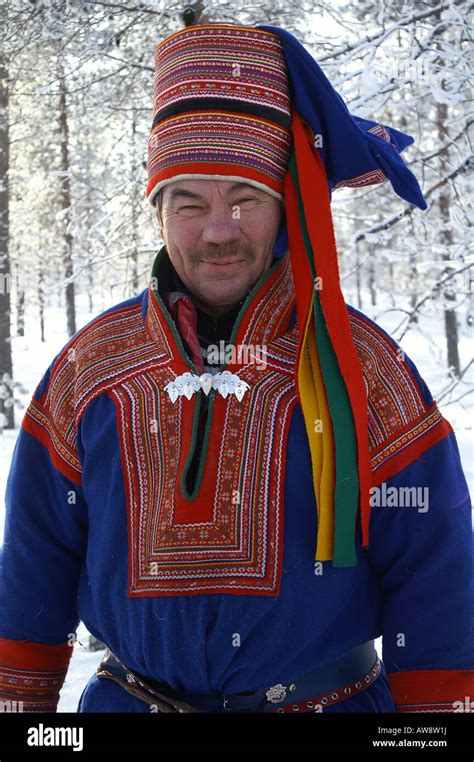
(265, 683, 288, 704)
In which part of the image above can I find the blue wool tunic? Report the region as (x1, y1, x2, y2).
(0, 249, 472, 714)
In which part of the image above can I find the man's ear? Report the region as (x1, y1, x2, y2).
(155, 208, 164, 241)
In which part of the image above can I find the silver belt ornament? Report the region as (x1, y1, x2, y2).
(266, 683, 289, 704)
(164, 371, 250, 403)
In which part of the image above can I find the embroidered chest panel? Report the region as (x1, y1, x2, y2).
(111, 344, 298, 597)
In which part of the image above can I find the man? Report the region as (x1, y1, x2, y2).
(0, 22, 472, 714)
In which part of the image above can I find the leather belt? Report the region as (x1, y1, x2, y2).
(96, 640, 380, 713)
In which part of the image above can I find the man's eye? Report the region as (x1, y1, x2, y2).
(234, 197, 258, 204)
(176, 205, 204, 216)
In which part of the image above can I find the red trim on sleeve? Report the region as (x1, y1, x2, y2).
(371, 407, 453, 487)
(388, 669, 474, 712)
(21, 405, 82, 486)
(0, 637, 74, 671)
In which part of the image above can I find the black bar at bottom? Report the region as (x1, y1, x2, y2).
(0, 712, 472, 757)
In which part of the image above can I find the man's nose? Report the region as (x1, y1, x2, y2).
(201, 205, 241, 246)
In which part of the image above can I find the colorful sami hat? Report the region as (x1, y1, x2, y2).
(146, 23, 427, 567)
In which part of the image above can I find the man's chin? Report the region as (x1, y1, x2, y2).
(194, 288, 250, 314)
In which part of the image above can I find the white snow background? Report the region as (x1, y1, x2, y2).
(0, 290, 472, 711)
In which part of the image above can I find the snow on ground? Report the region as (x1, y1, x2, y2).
(0, 293, 472, 711)
(58, 624, 105, 712)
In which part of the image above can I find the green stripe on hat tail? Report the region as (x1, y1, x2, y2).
(289, 151, 358, 566)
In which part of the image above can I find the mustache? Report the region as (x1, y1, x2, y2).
(192, 243, 255, 262)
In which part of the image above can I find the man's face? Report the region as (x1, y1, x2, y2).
(157, 179, 282, 317)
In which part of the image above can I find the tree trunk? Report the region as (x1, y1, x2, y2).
(88, 265, 93, 313)
(436, 102, 460, 377)
(16, 274, 25, 336)
(387, 263, 396, 307)
(0, 52, 14, 430)
(399, 108, 418, 324)
(408, 248, 418, 324)
(58, 66, 76, 337)
(38, 264, 45, 342)
(433, 5, 460, 378)
(130, 108, 139, 294)
(368, 258, 377, 306)
(355, 241, 362, 309)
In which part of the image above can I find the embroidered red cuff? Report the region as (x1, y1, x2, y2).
(387, 669, 474, 713)
(0, 637, 74, 712)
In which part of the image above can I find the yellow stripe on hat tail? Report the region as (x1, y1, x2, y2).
(298, 306, 335, 561)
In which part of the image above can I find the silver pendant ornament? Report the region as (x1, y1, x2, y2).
(164, 371, 250, 403)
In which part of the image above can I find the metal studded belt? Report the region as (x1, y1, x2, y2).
(268, 657, 381, 713)
(96, 640, 380, 713)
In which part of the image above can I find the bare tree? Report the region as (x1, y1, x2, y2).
(58, 64, 76, 337)
(0, 51, 14, 430)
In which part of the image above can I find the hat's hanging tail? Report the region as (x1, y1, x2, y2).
(284, 109, 371, 567)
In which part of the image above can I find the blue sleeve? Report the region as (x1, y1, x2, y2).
(368, 431, 474, 712)
(0, 366, 88, 711)
(1, 427, 88, 642)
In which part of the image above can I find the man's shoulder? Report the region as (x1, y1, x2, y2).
(73, 288, 148, 347)
(346, 305, 437, 451)
(31, 289, 150, 410)
(19, 290, 150, 475)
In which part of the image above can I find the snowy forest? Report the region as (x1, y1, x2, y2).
(0, 0, 472, 710)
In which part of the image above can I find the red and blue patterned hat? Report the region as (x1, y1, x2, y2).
(147, 24, 292, 204)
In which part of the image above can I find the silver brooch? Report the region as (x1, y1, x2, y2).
(164, 371, 250, 403)
(265, 684, 287, 704)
